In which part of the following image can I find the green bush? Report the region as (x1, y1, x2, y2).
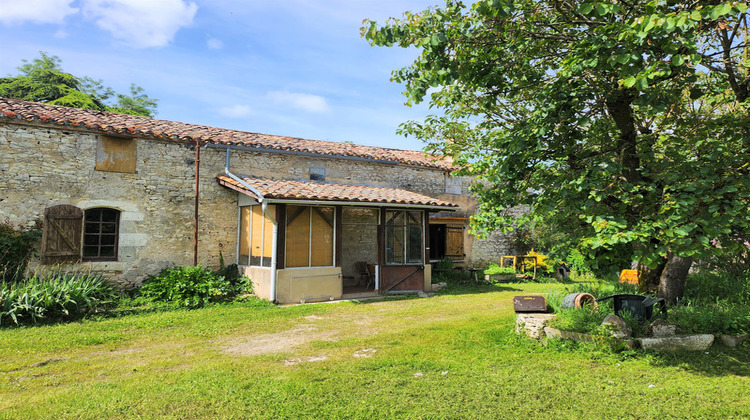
(0, 222, 41, 283)
(137, 266, 250, 308)
(0, 271, 115, 326)
(484, 263, 515, 275)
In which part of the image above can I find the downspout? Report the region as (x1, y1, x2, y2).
(223, 148, 279, 303)
(194, 138, 200, 266)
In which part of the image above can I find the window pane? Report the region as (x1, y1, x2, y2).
(101, 209, 118, 222)
(386, 210, 404, 226)
(83, 208, 119, 261)
(311, 207, 333, 266)
(286, 206, 310, 267)
(386, 225, 404, 264)
(101, 223, 116, 233)
(85, 222, 99, 234)
(262, 205, 275, 260)
(250, 206, 263, 263)
(239, 207, 251, 265)
(407, 226, 423, 263)
(407, 211, 422, 226)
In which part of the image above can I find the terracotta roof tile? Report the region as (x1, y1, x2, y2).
(0, 97, 454, 171)
(217, 175, 458, 208)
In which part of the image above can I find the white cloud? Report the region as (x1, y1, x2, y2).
(80, 0, 198, 48)
(219, 104, 252, 118)
(206, 37, 223, 49)
(267, 91, 330, 113)
(0, 0, 78, 25)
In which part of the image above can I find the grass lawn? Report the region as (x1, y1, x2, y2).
(1, 282, 748, 419)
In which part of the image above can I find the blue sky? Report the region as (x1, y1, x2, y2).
(0, 0, 440, 151)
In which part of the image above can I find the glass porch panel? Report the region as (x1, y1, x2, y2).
(239, 206, 251, 264)
(407, 226, 423, 263)
(311, 207, 334, 266)
(262, 205, 276, 266)
(286, 206, 311, 267)
(385, 225, 405, 264)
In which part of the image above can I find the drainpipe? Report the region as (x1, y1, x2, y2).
(194, 138, 200, 266)
(223, 148, 279, 303)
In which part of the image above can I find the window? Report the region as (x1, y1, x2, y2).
(96, 136, 136, 173)
(385, 210, 423, 265)
(42, 205, 121, 263)
(83, 208, 120, 261)
(239, 205, 276, 267)
(285, 205, 334, 268)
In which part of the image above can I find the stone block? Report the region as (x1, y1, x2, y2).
(602, 314, 632, 339)
(648, 318, 677, 337)
(638, 334, 714, 351)
(516, 313, 557, 339)
(720, 333, 749, 348)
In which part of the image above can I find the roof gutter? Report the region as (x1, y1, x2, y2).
(262, 198, 457, 211)
(223, 148, 278, 303)
(205, 142, 452, 172)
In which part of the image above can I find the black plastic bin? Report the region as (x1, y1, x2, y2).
(596, 294, 666, 321)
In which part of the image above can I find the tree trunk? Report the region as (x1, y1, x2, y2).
(657, 252, 693, 304)
(637, 259, 665, 294)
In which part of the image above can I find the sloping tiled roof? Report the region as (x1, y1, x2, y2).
(0, 97, 453, 171)
(217, 174, 458, 208)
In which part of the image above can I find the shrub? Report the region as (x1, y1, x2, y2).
(0, 270, 115, 326)
(137, 266, 248, 308)
(0, 222, 41, 283)
(484, 263, 515, 275)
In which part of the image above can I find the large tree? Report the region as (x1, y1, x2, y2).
(364, 1, 750, 302)
(0, 52, 158, 117)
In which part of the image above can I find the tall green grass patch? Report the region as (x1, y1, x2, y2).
(0, 270, 115, 326)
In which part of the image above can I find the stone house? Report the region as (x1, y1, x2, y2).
(0, 97, 514, 304)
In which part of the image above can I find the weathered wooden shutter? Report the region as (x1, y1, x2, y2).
(445, 226, 465, 260)
(41, 205, 83, 264)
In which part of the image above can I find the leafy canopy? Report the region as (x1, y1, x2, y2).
(364, 1, 750, 269)
(0, 52, 158, 117)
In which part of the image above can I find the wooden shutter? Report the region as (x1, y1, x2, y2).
(445, 226, 465, 260)
(41, 205, 83, 264)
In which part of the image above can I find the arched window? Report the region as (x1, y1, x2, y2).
(83, 208, 120, 261)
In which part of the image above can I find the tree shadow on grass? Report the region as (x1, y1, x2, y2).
(435, 283, 524, 296)
(644, 344, 750, 377)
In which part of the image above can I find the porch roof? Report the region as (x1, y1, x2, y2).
(217, 174, 459, 210)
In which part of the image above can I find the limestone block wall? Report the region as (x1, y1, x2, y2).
(1, 121, 521, 287)
(0, 124, 238, 288)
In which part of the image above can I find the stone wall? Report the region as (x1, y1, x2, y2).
(1, 122, 519, 287)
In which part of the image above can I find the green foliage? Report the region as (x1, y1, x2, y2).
(364, 1, 750, 300)
(685, 268, 750, 305)
(434, 258, 454, 270)
(0, 222, 41, 283)
(137, 266, 250, 309)
(0, 52, 158, 117)
(551, 305, 612, 334)
(483, 263, 515, 275)
(668, 301, 750, 335)
(0, 271, 115, 326)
